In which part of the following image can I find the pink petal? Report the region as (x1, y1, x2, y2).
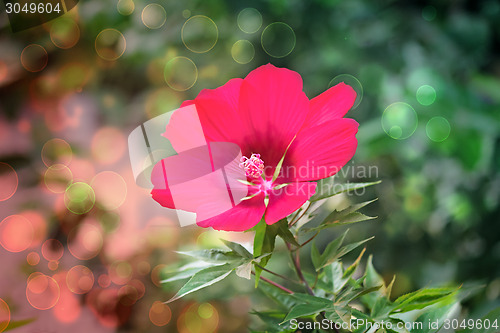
(303, 82, 356, 129)
(150, 143, 248, 217)
(197, 192, 266, 231)
(238, 64, 309, 178)
(163, 104, 208, 153)
(281, 118, 359, 182)
(264, 182, 318, 225)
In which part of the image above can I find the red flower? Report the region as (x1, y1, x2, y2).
(151, 64, 358, 231)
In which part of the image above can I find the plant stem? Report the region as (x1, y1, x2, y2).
(255, 264, 300, 284)
(289, 201, 312, 228)
(251, 271, 294, 294)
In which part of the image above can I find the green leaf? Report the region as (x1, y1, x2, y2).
(313, 229, 349, 270)
(161, 261, 215, 283)
(410, 301, 459, 333)
(166, 262, 240, 303)
(310, 180, 381, 202)
(253, 220, 280, 287)
(1, 318, 36, 331)
(307, 199, 377, 231)
(176, 249, 241, 263)
(276, 219, 300, 247)
(392, 287, 457, 312)
(282, 303, 330, 322)
(325, 261, 345, 294)
(362, 255, 387, 309)
(318, 235, 374, 270)
(221, 239, 253, 259)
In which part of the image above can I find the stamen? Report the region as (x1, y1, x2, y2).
(239, 153, 264, 178)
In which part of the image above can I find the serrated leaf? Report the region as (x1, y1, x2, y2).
(282, 303, 330, 322)
(362, 255, 387, 309)
(392, 287, 457, 312)
(310, 180, 381, 201)
(327, 261, 346, 294)
(176, 249, 241, 263)
(343, 247, 366, 280)
(410, 301, 459, 333)
(307, 199, 378, 232)
(166, 263, 239, 303)
(251, 311, 292, 333)
(313, 229, 349, 270)
(161, 261, 215, 283)
(221, 239, 253, 259)
(257, 282, 299, 310)
(319, 235, 374, 270)
(276, 219, 300, 246)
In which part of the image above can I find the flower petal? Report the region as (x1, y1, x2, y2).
(264, 182, 317, 225)
(238, 64, 309, 178)
(281, 118, 359, 182)
(165, 79, 246, 153)
(303, 82, 356, 129)
(197, 192, 266, 231)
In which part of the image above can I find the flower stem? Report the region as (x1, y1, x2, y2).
(251, 271, 294, 294)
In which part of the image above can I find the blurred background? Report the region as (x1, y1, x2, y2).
(0, 0, 499, 332)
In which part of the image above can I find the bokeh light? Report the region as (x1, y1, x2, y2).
(237, 8, 262, 34)
(164, 57, 198, 91)
(416, 84, 437, 106)
(109, 261, 133, 285)
(44, 164, 73, 193)
(181, 15, 218, 53)
(141, 4, 166, 29)
(0, 162, 18, 201)
(149, 301, 171, 326)
(64, 182, 96, 214)
(91, 171, 127, 210)
(41, 138, 73, 167)
(117, 0, 134, 15)
(26, 274, 60, 310)
(231, 40, 255, 64)
(67, 265, 95, 294)
(91, 127, 127, 165)
(426, 116, 451, 142)
(50, 18, 80, 49)
(41, 239, 64, 261)
(261, 22, 296, 58)
(151, 264, 165, 287)
(20, 44, 48, 72)
(27, 251, 40, 266)
(381, 102, 418, 140)
(95, 29, 126, 61)
(48, 260, 59, 271)
(177, 302, 219, 333)
(0, 215, 34, 252)
(329, 74, 364, 109)
(68, 222, 103, 260)
(0, 298, 10, 333)
(98, 274, 111, 288)
(144, 88, 182, 118)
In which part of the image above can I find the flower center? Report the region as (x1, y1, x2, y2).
(239, 153, 264, 179)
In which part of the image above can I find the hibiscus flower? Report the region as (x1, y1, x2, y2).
(151, 64, 358, 232)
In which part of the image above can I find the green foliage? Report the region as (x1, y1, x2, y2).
(162, 183, 472, 332)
